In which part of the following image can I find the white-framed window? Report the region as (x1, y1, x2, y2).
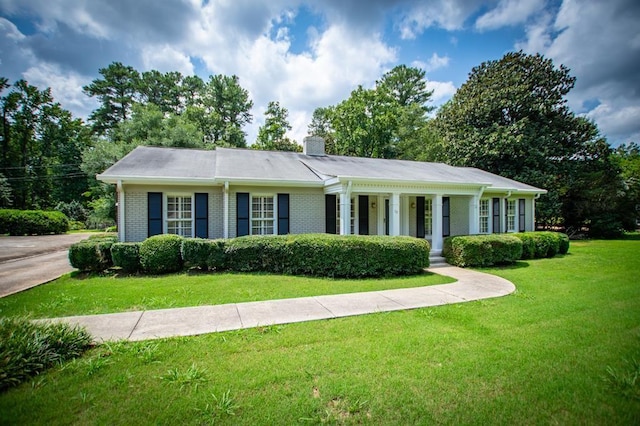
(506, 199, 516, 232)
(166, 195, 193, 237)
(424, 198, 433, 235)
(336, 197, 356, 234)
(251, 195, 275, 235)
(479, 199, 490, 234)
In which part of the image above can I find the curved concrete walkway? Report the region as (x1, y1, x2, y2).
(45, 265, 515, 342)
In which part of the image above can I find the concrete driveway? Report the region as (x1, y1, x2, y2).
(0, 233, 94, 298)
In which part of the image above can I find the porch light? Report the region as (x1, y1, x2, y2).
(411, 202, 416, 209)
(371, 201, 376, 209)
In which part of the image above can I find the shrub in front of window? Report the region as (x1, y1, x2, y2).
(68, 236, 118, 272)
(0, 209, 69, 235)
(443, 235, 523, 267)
(139, 234, 184, 274)
(0, 317, 92, 391)
(111, 242, 141, 273)
(224, 234, 430, 278)
(181, 238, 226, 271)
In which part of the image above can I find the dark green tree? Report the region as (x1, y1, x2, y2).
(614, 142, 640, 230)
(83, 62, 141, 135)
(433, 51, 622, 234)
(308, 106, 337, 154)
(254, 101, 300, 152)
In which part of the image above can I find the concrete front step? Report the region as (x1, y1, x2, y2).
(429, 255, 448, 268)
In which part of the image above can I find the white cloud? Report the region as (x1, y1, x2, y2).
(518, 0, 640, 145)
(475, 0, 545, 31)
(426, 80, 457, 104)
(413, 53, 450, 73)
(22, 63, 98, 118)
(141, 45, 194, 75)
(398, 0, 484, 38)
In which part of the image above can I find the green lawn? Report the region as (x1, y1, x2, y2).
(1, 238, 639, 424)
(0, 271, 454, 319)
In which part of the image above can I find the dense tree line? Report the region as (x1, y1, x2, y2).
(1, 54, 638, 235)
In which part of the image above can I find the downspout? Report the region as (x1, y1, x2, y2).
(223, 181, 229, 239)
(117, 180, 125, 242)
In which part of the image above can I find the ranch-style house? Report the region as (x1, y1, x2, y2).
(98, 136, 546, 253)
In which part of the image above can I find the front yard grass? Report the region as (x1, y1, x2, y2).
(0, 238, 639, 424)
(0, 270, 454, 318)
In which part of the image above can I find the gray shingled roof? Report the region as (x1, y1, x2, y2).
(98, 145, 545, 193)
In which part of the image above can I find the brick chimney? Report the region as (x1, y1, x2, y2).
(303, 136, 326, 156)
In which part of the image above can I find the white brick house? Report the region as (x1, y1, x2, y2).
(98, 137, 546, 253)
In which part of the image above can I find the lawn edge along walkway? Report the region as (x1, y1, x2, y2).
(41, 265, 515, 342)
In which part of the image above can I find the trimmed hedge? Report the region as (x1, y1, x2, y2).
(443, 234, 523, 267)
(0, 317, 92, 391)
(111, 242, 141, 273)
(225, 234, 430, 278)
(0, 209, 69, 235)
(443, 232, 570, 267)
(181, 238, 226, 271)
(139, 234, 183, 274)
(512, 232, 570, 259)
(68, 235, 118, 272)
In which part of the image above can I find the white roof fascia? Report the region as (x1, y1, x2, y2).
(97, 174, 219, 186)
(325, 176, 491, 190)
(483, 188, 547, 195)
(216, 177, 324, 188)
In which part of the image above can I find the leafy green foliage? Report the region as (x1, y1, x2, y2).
(181, 238, 226, 270)
(0, 317, 92, 391)
(511, 231, 569, 259)
(111, 242, 141, 273)
(313, 65, 435, 160)
(253, 100, 300, 151)
(225, 234, 430, 278)
(0, 209, 68, 235)
(139, 234, 184, 274)
(433, 51, 626, 235)
(68, 235, 118, 272)
(443, 234, 523, 267)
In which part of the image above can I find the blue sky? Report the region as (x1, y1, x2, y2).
(1, 0, 638, 146)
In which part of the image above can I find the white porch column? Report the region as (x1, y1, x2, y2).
(401, 196, 410, 236)
(433, 194, 443, 252)
(339, 192, 351, 235)
(377, 195, 385, 235)
(469, 195, 479, 235)
(390, 192, 401, 236)
(223, 182, 229, 239)
(117, 180, 125, 241)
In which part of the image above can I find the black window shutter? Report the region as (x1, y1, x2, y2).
(148, 192, 163, 237)
(519, 198, 526, 232)
(325, 194, 337, 234)
(277, 193, 290, 235)
(236, 192, 250, 237)
(416, 196, 425, 238)
(442, 197, 450, 237)
(492, 198, 501, 233)
(358, 195, 369, 235)
(194, 193, 208, 238)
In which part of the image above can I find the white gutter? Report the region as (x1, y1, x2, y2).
(223, 181, 229, 239)
(117, 180, 125, 241)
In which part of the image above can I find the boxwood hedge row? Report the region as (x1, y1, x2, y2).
(68, 235, 118, 272)
(69, 234, 431, 278)
(443, 231, 569, 267)
(0, 209, 69, 235)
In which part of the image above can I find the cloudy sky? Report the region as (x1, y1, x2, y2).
(1, 0, 639, 146)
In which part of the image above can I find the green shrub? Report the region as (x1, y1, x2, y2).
(224, 234, 430, 278)
(0, 209, 69, 235)
(111, 242, 141, 273)
(139, 234, 183, 274)
(0, 317, 92, 391)
(68, 236, 118, 272)
(512, 232, 569, 259)
(182, 238, 226, 270)
(443, 235, 523, 267)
